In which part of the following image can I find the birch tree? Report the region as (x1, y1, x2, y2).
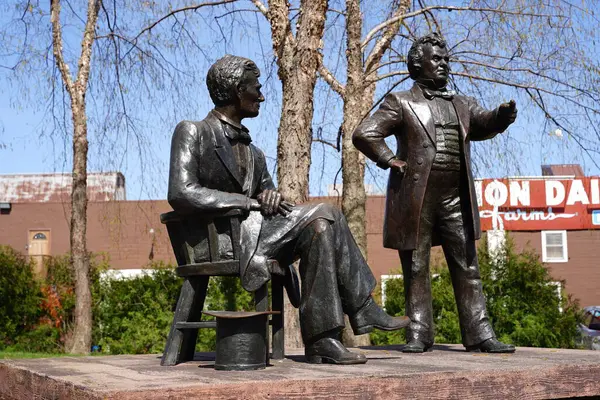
(49, 0, 101, 354)
(2, 0, 240, 354)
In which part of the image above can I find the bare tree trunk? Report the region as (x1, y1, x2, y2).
(341, 0, 367, 259)
(258, 0, 328, 349)
(68, 97, 92, 354)
(270, 0, 328, 205)
(338, 0, 410, 347)
(276, 77, 315, 204)
(51, 0, 100, 354)
(339, 0, 370, 347)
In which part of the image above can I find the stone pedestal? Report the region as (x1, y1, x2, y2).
(1, 345, 599, 399)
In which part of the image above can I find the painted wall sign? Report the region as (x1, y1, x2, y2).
(476, 177, 600, 231)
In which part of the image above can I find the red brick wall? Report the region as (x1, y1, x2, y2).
(0, 201, 175, 269)
(1, 197, 598, 307)
(509, 230, 600, 307)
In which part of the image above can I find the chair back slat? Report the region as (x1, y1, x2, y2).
(230, 217, 241, 259)
(160, 210, 245, 269)
(163, 220, 191, 266)
(207, 221, 219, 262)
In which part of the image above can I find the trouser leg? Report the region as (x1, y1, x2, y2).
(294, 212, 376, 344)
(295, 218, 345, 343)
(327, 206, 376, 315)
(399, 202, 436, 346)
(438, 189, 495, 347)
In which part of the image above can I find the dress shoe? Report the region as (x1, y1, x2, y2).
(349, 297, 410, 335)
(402, 339, 433, 353)
(305, 337, 367, 365)
(466, 338, 515, 353)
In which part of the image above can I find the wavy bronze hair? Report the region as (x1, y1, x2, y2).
(206, 55, 260, 107)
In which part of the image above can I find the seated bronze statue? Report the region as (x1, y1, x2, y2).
(167, 54, 408, 365)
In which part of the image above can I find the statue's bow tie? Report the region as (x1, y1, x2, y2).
(228, 130, 252, 144)
(423, 88, 456, 100)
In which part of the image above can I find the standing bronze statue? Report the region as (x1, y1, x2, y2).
(168, 55, 409, 365)
(353, 33, 517, 353)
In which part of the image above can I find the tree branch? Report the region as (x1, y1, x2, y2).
(364, 0, 411, 74)
(452, 71, 599, 114)
(313, 137, 339, 151)
(75, 0, 101, 88)
(370, 69, 409, 83)
(127, 0, 238, 45)
(318, 59, 345, 96)
(362, 6, 564, 49)
(251, 0, 268, 16)
(455, 59, 600, 102)
(525, 88, 600, 169)
(215, 8, 260, 19)
(50, 0, 74, 92)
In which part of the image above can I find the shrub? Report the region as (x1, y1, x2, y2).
(0, 246, 42, 348)
(93, 261, 254, 354)
(371, 237, 582, 348)
(93, 263, 181, 354)
(479, 239, 581, 348)
(0, 246, 270, 355)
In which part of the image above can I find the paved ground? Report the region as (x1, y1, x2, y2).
(1, 345, 600, 399)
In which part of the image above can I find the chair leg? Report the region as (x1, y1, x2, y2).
(161, 276, 209, 366)
(254, 284, 269, 364)
(271, 275, 285, 360)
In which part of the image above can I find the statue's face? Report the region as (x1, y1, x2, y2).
(419, 44, 449, 87)
(237, 71, 264, 119)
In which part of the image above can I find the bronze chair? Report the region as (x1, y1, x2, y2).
(160, 209, 290, 366)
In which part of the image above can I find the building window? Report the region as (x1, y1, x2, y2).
(33, 232, 47, 240)
(541, 230, 568, 263)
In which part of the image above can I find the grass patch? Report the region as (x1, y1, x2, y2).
(0, 351, 75, 359)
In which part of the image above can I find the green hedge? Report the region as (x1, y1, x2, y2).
(0, 246, 254, 354)
(0, 237, 583, 354)
(0, 246, 42, 348)
(371, 237, 582, 348)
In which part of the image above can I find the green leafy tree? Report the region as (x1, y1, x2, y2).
(372, 237, 582, 348)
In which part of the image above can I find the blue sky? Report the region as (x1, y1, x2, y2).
(1, 0, 598, 200)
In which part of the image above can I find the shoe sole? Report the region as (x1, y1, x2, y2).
(466, 348, 516, 353)
(402, 346, 433, 353)
(306, 355, 368, 365)
(353, 318, 411, 335)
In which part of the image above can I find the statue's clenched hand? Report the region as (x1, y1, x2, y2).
(257, 190, 295, 216)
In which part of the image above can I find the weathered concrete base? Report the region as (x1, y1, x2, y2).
(1, 345, 599, 399)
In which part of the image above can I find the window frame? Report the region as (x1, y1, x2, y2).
(541, 230, 568, 263)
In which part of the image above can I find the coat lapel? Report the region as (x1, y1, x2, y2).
(408, 85, 436, 146)
(207, 114, 244, 189)
(451, 97, 469, 141)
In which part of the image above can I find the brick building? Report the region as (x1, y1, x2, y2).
(0, 168, 598, 307)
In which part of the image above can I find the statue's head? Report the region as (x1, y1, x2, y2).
(407, 33, 449, 89)
(206, 55, 264, 119)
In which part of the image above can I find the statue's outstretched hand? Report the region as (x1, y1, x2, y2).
(257, 190, 295, 217)
(498, 100, 518, 125)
